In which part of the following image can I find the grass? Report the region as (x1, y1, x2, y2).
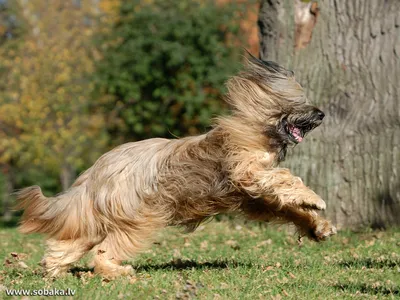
(0, 220, 399, 299)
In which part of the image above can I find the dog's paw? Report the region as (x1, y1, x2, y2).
(41, 258, 69, 278)
(309, 219, 337, 242)
(94, 263, 134, 278)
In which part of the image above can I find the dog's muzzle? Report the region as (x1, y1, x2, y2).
(284, 108, 325, 144)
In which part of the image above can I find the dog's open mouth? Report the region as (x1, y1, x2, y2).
(286, 124, 304, 143)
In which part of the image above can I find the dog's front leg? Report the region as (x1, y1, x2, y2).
(241, 196, 336, 241)
(264, 168, 326, 210)
(239, 167, 326, 210)
(275, 204, 336, 241)
(238, 167, 336, 240)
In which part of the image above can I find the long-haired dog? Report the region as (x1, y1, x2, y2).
(16, 55, 336, 278)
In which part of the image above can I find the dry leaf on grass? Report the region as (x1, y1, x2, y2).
(256, 239, 272, 247)
(200, 241, 208, 250)
(4, 259, 12, 266)
(225, 240, 240, 250)
(4, 252, 30, 269)
(18, 262, 29, 269)
(184, 237, 191, 247)
(225, 240, 237, 246)
(129, 276, 137, 284)
(264, 266, 274, 271)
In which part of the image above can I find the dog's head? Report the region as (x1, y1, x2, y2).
(225, 54, 324, 146)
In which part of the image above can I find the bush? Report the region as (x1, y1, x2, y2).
(95, 0, 244, 141)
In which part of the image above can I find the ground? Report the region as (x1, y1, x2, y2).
(0, 220, 399, 299)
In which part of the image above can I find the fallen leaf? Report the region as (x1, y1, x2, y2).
(257, 239, 272, 247)
(18, 262, 29, 269)
(173, 249, 181, 257)
(129, 276, 137, 284)
(4, 259, 12, 266)
(101, 278, 111, 286)
(225, 240, 237, 246)
(219, 282, 229, 289)
(184, 237, 191, 247)
(365, 239, 375, 247)
(200, 241, 208, 250)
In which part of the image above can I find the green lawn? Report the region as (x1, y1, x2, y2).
(0, 220, 399, 299)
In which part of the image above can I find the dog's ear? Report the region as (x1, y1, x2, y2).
(223, 52, 307, 122)
(244, 50, 294, 78)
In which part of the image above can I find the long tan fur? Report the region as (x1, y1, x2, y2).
(16, 55, 336, 277)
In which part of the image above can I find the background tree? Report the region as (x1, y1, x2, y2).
(0, 0, 25, 220)
(0, 0, 108, 194)
(258, 0, 399, 228)
(95, 0, 244, 143)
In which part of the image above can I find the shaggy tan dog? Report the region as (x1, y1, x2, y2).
(16, 55, 336, 277)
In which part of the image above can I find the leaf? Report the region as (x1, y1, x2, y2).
(17, 262, 29, 269)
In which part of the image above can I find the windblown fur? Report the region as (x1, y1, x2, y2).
(16, 55, 336, 277)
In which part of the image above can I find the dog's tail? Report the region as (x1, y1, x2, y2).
(15, 185, 91, 239)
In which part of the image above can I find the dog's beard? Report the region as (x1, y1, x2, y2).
(279, 108, 325, 144)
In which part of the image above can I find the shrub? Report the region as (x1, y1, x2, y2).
(95, 0, 244, 141)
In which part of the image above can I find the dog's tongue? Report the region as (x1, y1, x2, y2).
(291, 126, 303, 142)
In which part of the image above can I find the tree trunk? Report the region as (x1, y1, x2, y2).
(1, 165, 14, 221)
(60, 163, 75, 191)
(258, 0, 400, 229)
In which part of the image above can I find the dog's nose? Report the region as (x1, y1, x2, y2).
(315, 110, 325, 120)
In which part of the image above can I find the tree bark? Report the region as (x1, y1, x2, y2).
(1, 164, 14, 221)
(60, 163, 75, 191)
(258, 0, 400, 229)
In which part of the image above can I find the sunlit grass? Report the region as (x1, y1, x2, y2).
(0, 220, 399, 299)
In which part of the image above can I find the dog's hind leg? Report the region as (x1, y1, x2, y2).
(42, 238, 99, 277)
(91, 232, 135, 278)
(91, 213, 167, 278)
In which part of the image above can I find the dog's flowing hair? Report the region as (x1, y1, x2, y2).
(16, 55, 336, 277)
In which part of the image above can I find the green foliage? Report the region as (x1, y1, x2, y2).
(95, 0, 243, 141)
(0, 0, 25, 46)
(0, 0, 246, 210)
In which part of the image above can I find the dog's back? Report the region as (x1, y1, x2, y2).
(16, 138, 174, 240)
